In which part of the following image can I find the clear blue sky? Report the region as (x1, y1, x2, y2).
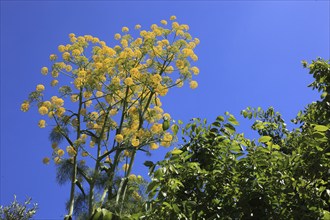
(1, 1, 329, 219)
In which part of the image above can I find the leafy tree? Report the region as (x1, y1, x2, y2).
(0, 195, 38, 220)
(145, 58, 330, 219)
(21, 16, 200, 218)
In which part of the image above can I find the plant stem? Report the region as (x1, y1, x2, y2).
(67, 88, 83, 217)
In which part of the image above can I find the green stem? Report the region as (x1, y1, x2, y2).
(67, 88, 83, 217)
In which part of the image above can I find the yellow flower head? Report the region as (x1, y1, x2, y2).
(70, 94, 79, 102)
(114, 33, 121, 40)
(80, 108, 87, 116)
(38, 106, 49, 115)
(124, 77, 134, 86)
(38, 119, 46, 128)
(163, 132, 173, 142)
(51, 96, 64, 107)
(150, 143, 159, 150)
(165, 66, 174, 74)
(189, 80, 198, 89)
(115, 134, 124, 143)
(49, 54, 57, 61)
(85, 100, 92, 107)
(51, 79, 59, 87)
(135, 24, 141, 29)
(62, 52, 71, 60)
(72, 49, 81, 56)
(83, 91, 92, 99)
(191, 54, 198, 61)
(95, 91, 104, 97)
(122, 163, 130, 172)
(66, 146, 76, 157)
(122, 26, 129, 32)
(58, 45, 66, 52)
(172, 22, 180, 29)
(151, 123, 162, 134)
(121, 39, 128, 48)
(176, 60, 185, 69)
(130, 68, 140, 78)
(131, 137, 140, 147)
(51, 142, 58, 149)
(129, 174, 137, 181)
(163, 113, 171, 120)
(81, 151, 89, 157)
(54, 156, 61, 164)
(57, 149, 65, 157)
(42, 101, 51, 109)
(190, 66, 200, 75)
(36, 84, 45, 92)
(42, 157, 50, 165)
(111, 76, 120, 85)
(65, 65, 72, 72)
(122, 150, 130, 157)
(170, 15, 177, 20)
(90, 111, 99, 120)
(109, 108, 118, 116)
(194, 38, 200, 45)
(52, 70, 59, 78)
(56, 107, 66, 117)
(160, 20, 167, 25)
(21, 101, 30, 112)
(41, 67, 48, 75)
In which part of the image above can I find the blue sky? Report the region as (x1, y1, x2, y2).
(1, 1, 329, 219)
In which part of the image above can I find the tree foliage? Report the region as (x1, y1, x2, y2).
(0, 196, 38, 220)
(145, 58, 330, 219)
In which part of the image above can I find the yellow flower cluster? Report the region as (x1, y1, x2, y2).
(189, 80, 198, 89)
(122, 163, 130, 172)
(57, 149, 65, 157)
(115, 134, 124, 143)
(51, 96, 64, 107)
(41, 67, 48, 75)
(36, 84, 45, 92)
(38, 106, 48, 115)
(150, 142, 159, 150)
(21, 101, 30, 112)
(66, 146, 76, 157)
(23, 16, 200, 167)
(131, 137, 140, 147)
(38, 119, 46, 128)
(42, 157, 50, 164)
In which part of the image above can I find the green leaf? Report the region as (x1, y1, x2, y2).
(242, 110, 248, 118)
(321, 92, 327, 99)
(323, 210, 330, 220)
(216, 116, 224, 122)
(171, 149, 183, 155)
(224, 123, 236, 134)
(147, 181, 160, 193)
(143, 161, 154, 168)
(272, 144, 280, 150)
(228, 114, 239, 125)
(162, 120, 170, 131)
(258, 136, 272, 143)
(172, 204, 180, 213)
(172, 124, 179, 135)
(178, 120, 183, 125)
(314, 124, 329, 132)
(230, 142, 241, 152)
(102, 209, 113, 220)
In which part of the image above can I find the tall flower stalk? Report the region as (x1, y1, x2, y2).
(21, 15, 200, 218)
